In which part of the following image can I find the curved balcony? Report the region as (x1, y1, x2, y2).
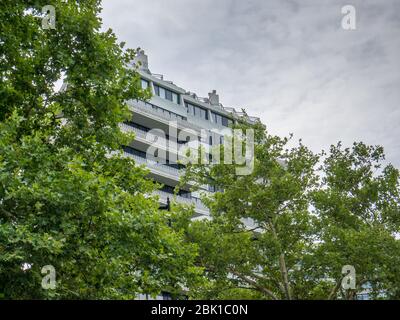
(119, 122, 203, 155)
(154, 189, 209, 216)
(128, 100, 203, 132)
(122, 152, 183, 179)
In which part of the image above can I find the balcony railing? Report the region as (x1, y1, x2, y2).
(128, 100, 203, 131)
(154, 189, 209, 215)
(122, 151, 183, 178)
(120, 122, 158, 142)
(119, 123, 200, 154)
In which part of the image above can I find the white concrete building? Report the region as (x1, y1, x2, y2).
(121, 50, 259, 220)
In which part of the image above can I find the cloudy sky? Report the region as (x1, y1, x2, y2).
(100, 0, 400, 167)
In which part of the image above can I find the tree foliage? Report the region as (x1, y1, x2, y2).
(180, 122, 400, 300)
(1, 0, 398, 301)
(0, 0, 201, 299)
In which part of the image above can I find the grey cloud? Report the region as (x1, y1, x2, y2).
(101, 0, 400, 167)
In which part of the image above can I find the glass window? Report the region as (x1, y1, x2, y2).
(145, 101, 187, 121)
(123, 146, 146, 158)
(153, 84, 180, 104)
(165, 90, 172, 101)
(212, 113, 217, 124)
(186, 102, 208, 120)
(211, 112, 232, 127)
(185, 103, 192, 115)
(159, 87, 166, 99)
(124, 121, 150, 132)
(141, 79, 149, 89)
(172, 93, 179, 104)
(201, 108, 208, 120)
(154, 85, 159, 96)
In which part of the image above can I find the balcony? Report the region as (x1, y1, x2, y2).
(120, 122, 161, 144)
(122, 151, 183, 180)
(154, 189, 209, 216)
(128, 100, 203, 132)
(119, 122, 201, 155)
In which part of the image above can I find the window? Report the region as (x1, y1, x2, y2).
(208, 185, 224, 193)
(172, 92, 179, 104)
(165, 90, 172, 101)
(211, 111, 232, 127)
(124, 121, 150, 132)
(141, 79, 149, 90)
(142, 101, 187, 121)
(186, 103, 193, 115)
(159, 87, 166, 99)
(123, 146, 147, 158)
(199, 108, 207, 119)
(185, 102, 209, 121)
(211, 112, 221, 125)
(154, 84, 180, 104)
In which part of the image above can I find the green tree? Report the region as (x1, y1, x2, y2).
(311, 142, 400, 299)
(180, 122, 400, 300)
(0, 0, 201, 299)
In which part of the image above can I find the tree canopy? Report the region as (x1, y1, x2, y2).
(1, 0, 398, 301)
(180, 122, 400, 300)
(0, 0, 201, 299)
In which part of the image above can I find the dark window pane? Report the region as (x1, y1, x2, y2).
(165, 90, 173, 101)
(154, 85, 160, 96)
(124, 121, 150, 132)
(123, 146, 147, 158)
(186, 103, 209, 120)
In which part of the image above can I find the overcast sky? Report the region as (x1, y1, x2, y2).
(100, 0, 400, 167)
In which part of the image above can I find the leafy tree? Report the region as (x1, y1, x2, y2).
(180, 123, 400, 300)
(0, 0, 201, 299)
(311, 142, 400, 300)
(180, 122, 319, 300)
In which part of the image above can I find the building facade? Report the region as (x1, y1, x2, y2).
(120, 50, 259, 221)
(117, 50, 262, 300)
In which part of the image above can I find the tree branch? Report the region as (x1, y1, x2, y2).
(229, 269, 278, 300)
(328, 276, 344, 300)
(268, 220, 292, 300)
